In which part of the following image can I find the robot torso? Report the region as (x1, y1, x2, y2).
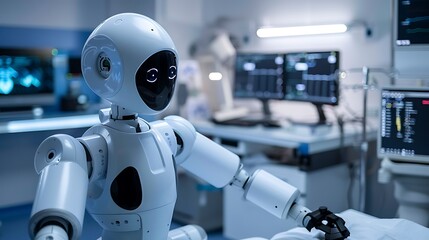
(83, 117, 177, 239)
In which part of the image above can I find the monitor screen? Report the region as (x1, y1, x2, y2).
(284, 51, 340, 105)
(396, 0, 429, 46)
(0, 48, 55, 108)
(378, 87, 429, 164)
(233, 53, 285, 100)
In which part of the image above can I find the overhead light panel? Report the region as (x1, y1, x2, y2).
(208, 72, 223, 81)
(256, 24, 348, 38)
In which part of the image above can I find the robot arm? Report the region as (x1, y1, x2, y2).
(29, 133, 107, 240)
(29, 134, 88, 240)
(164, 116, 350, 240)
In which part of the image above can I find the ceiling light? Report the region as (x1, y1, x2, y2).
(208, 72, 223, 81)
(256, 24, 348, 38)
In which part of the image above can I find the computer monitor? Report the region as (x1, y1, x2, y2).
(394, 0, 429, 78)
(284, 51, 340, 125)
(378, 87, 429, 164)
(233, 53, 285, 117)
(396, 0, 429, 46)
(0, 48, 55, 111)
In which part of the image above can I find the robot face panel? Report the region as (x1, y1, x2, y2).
(135, 50, 177, 111)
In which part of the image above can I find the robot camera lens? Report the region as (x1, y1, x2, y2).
(146, 68, 158, 83)
(102, 59, 111, 69)
(168, 66, 177, 80)
(97, 53, 112, 79)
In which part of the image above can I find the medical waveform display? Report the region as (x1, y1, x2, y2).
(0, 51, 53, 96)
(284, 51, 340, 105)
(379, 88, 429, 160)
(233, 53, 285, 100)
(397, 0, 429, 45)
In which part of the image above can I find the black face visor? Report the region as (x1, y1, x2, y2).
(135, 50, 177, 111)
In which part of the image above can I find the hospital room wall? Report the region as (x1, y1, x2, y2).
(0, 0, 155, 30)
(0, 0, 400, 216)
(0, 0, 157, 111)
(195, 0, 398, 218)
(199, 0, 394, 122)
(0, 0, 157, 208)
(155, 0, 399, 218)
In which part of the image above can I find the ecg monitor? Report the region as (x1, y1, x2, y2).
(233, 53, 285, 100)
(284, 51, 340, 105)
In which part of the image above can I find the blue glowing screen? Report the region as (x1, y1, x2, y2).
(0, 48, 54, 96)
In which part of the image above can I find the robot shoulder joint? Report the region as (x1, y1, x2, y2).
(163, 115, 197, 164)
(34, 134, 87, 174)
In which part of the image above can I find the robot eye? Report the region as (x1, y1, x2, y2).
(146, 68, 158, 83)
(168, 66, 177, 80)
(98, 53, 112, 79)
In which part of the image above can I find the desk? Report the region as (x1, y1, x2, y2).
(0, 113, 99, 134)
(192, 120, 378, 170)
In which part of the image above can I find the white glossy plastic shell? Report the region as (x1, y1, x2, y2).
(30, 135, 88, 240)
(163, 115, 241, 188)
(244, 169, 299, 219)
(180, 132, 241, 188)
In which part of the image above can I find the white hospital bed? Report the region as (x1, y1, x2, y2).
(245, 209, 429, 240)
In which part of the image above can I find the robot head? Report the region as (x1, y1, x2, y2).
(81, 13, 178, 115)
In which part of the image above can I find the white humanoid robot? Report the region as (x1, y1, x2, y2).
(28, 13, 349, 240)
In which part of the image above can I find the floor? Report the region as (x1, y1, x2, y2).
(0, 204, 230, 240)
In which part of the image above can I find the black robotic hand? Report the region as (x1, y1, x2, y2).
(305, 207, 350, 240)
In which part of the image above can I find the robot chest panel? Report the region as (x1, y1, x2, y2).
(103, 129, 177, 211)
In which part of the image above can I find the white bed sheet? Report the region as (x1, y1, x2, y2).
(244, 209, 429, 240)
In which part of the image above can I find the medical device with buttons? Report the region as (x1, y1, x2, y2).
(378, 87, 429, 164)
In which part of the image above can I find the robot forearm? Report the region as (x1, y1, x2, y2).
(183, 139, 312, 226)
(165, 116, 349, 237)
(162, 116, 242, 188)
(242, 169, 305, 221)
(29, 134, 89, 240)
(179, 132, 241, 188)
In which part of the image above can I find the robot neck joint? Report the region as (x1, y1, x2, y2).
(110, 104, 138, 120)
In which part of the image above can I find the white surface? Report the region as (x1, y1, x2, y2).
(244, 169, 299, 219)
(271, 209, 429, 240)
(378, 158, 429, 227)
(193, 119, 377, 155)
(0, 114, 99, 134)
(181, 133, 240, 188)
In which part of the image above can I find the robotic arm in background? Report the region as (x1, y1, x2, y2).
(163, 116, 350, 240)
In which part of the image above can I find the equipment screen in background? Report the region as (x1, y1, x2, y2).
(380, 89, 429, 158)
(233, 53, 285, 100)
(284, 51, 339, 105)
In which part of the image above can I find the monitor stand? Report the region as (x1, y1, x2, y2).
(285, 104, 333, 135)
(257, 99, 280, 125)
(212, 99, 281, 127)
(289, 103, 332, 127)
